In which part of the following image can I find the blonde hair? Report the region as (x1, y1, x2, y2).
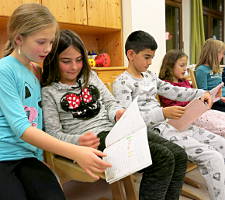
(196, 38, 225, 73)
(4, 3, 59, 57)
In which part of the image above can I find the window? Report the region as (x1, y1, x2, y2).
(165, 0, 183, 51)
(203, 0, 224, 40)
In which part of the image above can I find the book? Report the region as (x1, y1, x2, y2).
(103, 97, 152, 184)
(167, 98, 209, 131)
(210, 82, 224, 102)
(167, 83, 224, 131)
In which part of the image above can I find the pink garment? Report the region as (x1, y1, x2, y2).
(160, 79, 225, 137)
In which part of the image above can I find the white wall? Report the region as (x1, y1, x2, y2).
(182, 0, 191, 64)
(122, 0, 166, 74)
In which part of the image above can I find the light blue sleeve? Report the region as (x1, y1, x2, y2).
(195, 68, 209, 90)
(0, 66, 31, 138)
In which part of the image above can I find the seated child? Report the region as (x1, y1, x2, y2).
(159, 49, 225, 137)
(113, 30, 225, 200)
(195, 38, 225, 112)
(41, 29, 188, 200)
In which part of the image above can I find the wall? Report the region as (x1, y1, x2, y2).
(182, 0, 191, 64)
(122, 0, 166, 74)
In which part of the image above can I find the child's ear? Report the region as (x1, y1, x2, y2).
(127, 49, 135, 61)
(14, 34, 23, 46)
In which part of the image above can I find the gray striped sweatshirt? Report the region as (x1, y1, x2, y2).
(42, 71, 122, 145)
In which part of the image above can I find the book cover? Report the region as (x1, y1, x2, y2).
(167, 98, 209, 131)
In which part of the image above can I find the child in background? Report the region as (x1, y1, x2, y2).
(41, 29, 188, 200)
(195, 38, 225, 112)
(0, 4, 111, 200)
(113, 30, 225, 200)
(159, 49, 225, 137)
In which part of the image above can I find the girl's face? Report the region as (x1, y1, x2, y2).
(59, 45, 83, 85)
(172, 56, 188, 82)
(18, 25, 56, 64)
(218, 50, 224, 63)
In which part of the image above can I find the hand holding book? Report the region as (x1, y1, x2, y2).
(167, 83, 224, 131)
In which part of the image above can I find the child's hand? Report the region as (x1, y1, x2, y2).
(75, 146, 112, 179)
(200, 92, 212, 108)
(162, 106, 185, 119)
(221, 97, 225, 103)
(78, 132, 100, 149)
(115, 109, 126, 121)
(215, 88, 222, 99)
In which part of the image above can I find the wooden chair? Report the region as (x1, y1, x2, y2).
(189, 67, 198, 88)
(181, 162, 202, 200)
(44, 151, 138, 200)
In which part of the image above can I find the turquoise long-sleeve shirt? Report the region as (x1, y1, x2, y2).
(0, 56, 43, 161)
(195, 65, 225, 97)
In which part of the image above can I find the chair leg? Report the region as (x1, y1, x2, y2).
(110, 180, 126, 200)
(123, 176, 138, 200)
(184, 176, 201, 189)
(181, 188, 202, 200)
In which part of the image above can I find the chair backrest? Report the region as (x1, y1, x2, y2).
(189, 67, 198, 88)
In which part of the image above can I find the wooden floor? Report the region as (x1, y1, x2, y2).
(63, 168, 210, 200)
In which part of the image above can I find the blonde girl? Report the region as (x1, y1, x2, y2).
(0, 4, 110, 200)
(195, 38, 225, 112)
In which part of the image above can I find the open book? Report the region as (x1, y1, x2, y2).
(167, 98, 209, 131)
(103, 97, 152, 184)
(210, 82, 224, 102)
(167, 83, 224, 131)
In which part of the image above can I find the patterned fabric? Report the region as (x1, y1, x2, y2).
(113, 71, 204, 128)
(159, 80, 191, 107)
(113, 70, 225, 200)
(42, 71, 121, 145)
(60, 84, 101, 119)
(160, 79, 225, 137)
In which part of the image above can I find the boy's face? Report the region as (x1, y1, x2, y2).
(128, 49, 155, 73)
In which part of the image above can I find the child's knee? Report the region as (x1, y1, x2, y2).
(151, 143, 175, 170)
(173, 146, 188, 164)
(196, 150, 224, 167)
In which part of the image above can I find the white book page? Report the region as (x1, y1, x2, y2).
(103, 127, 152, 184)
(105, 96, 146, 147)
(210, 82, 224, 102)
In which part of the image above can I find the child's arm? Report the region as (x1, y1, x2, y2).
(157, 77, 205, 101)
(78, 132, 100, 149)
(21, 126, 111, 179)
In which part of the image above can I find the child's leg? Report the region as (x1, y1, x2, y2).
(193, 109, 225, 137)
(159, 124, 225, 200)
(0, 160, 28, 199)
(16, 157, 65, 200)
(211, 100, 225, 112)
(149, 133, 187, 200)
(139, 133, 187, 200)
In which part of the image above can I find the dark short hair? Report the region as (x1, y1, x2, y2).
(41, 29, 90, 87)
(125, 30, 158, 55)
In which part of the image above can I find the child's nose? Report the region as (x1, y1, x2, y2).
(148, 58, 152, 65)
(45, 44, 52, 54)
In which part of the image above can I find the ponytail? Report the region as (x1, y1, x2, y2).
(3, 40, 14, 57)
